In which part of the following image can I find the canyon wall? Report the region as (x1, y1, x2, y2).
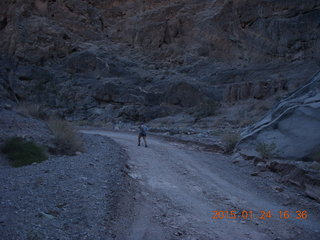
(0, 0, 319, 122)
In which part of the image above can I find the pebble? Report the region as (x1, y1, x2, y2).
(174, 231, 183, 236)
(40, 212, 55, 220)
(273, 186, 284, 192)
(4, 104, 12, 110)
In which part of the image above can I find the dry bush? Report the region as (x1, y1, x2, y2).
(255, 141, 277, 159)
(222, 132, 240, 153)
(74, 120, 90, 126)
(48, 118, 84, 155)
(16, 102, 46, 119)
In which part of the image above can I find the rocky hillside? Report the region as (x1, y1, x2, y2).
(0, 0, 319, 123)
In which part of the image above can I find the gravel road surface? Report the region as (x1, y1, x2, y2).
(82, 129, 320, 240)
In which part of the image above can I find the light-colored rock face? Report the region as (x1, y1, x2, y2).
(0, 0, 319, 122)
(239, 71, 320, 160)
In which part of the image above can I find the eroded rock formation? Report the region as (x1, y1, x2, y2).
(0, 0, 319, 122)
(239, 71, 320, 160)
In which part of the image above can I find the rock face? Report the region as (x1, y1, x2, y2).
(110, 0, 320, 64)
(165, 82, 203, 107)
(239, 71, 320, 160)
(0, 0, 319, 122)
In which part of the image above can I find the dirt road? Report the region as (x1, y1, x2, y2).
(81, 129, 320, 240)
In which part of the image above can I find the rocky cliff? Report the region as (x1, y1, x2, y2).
(239, 70, 320, 160)
(0, 0, 319, 123)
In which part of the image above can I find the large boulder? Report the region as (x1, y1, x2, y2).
(238, 70, 320, 160)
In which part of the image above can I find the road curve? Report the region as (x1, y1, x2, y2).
(81, 129, 320, 240)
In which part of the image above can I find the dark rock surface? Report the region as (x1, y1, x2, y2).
(110, 0, 320, 64)
(0, 0, 319, 122)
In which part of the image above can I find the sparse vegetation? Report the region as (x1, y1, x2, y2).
(48, 118, 84, 155)
(92, 121, 108, 127)
(255, 141, 277, 159)
(74, 120, 90, 126)
(16, 102, 47, 119)
(222, 132, 240, 153)
(27, 230, 44, 240)
(2, 137, 47, 167)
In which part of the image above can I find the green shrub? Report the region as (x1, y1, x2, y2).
(255, 142, 277, 159)
(222, 132, 240, 153)
(2, 137, 47, 167)
(48, 118, 83, 155)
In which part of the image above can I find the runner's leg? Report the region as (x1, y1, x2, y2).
(143, 136, 148, 147)
(138, 134, 141, 146)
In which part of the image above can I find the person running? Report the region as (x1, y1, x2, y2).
(138, 122, 148, 147)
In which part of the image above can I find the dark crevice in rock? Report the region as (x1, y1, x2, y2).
(99, 17, 104, 31)
(18, 76, 32, 81)
(285, 6, 320, 19)
(65, 4, 74, 13)
(240, 18, 257, 29)
(163, 21, 171, 45)
(0, 17, 7, 31)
